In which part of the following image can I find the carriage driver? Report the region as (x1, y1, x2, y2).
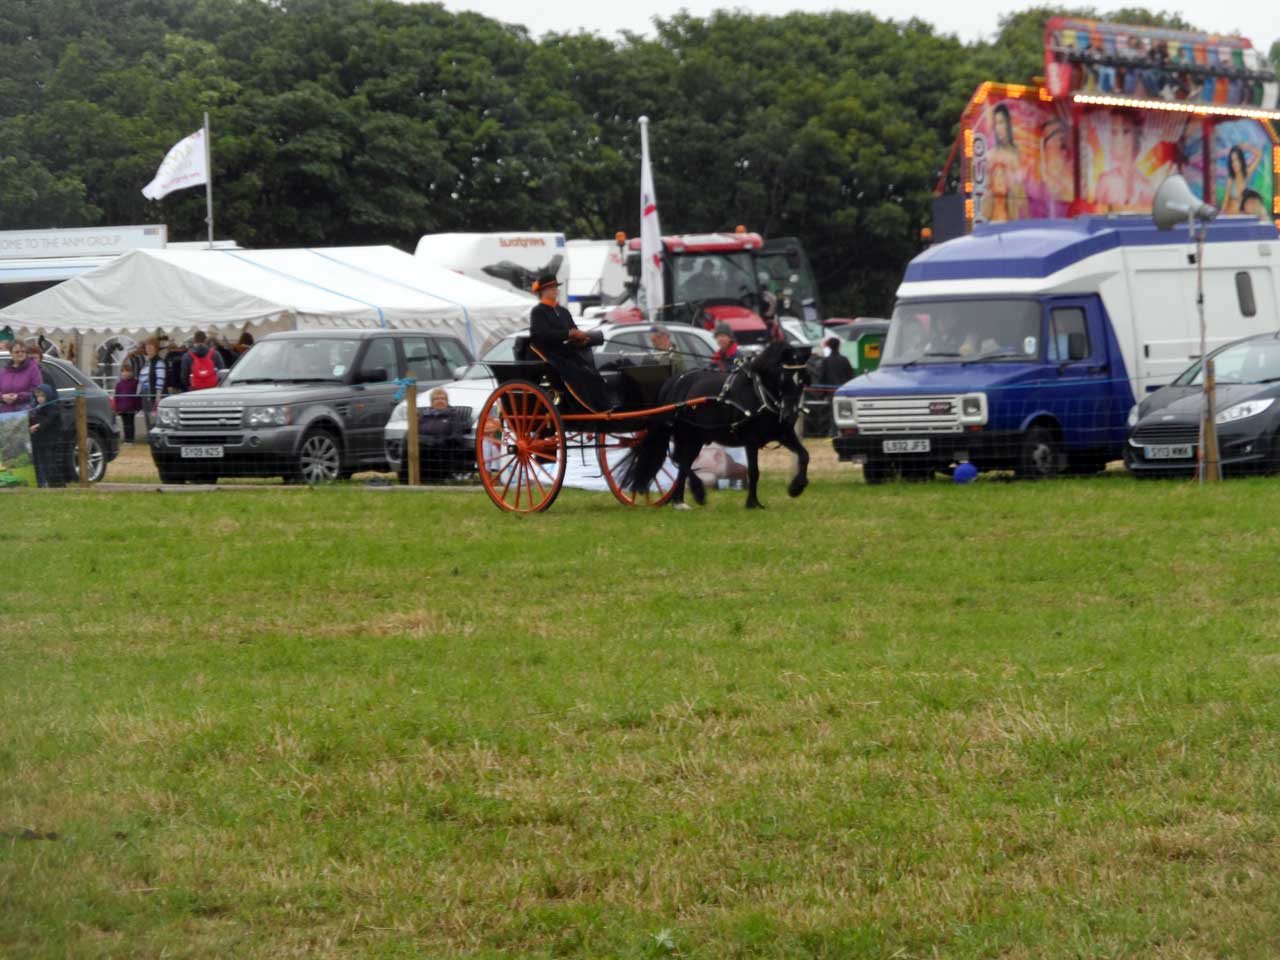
(528, 271, 613, 411)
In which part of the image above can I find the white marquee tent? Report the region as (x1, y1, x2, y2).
(0, 245, 535, 356)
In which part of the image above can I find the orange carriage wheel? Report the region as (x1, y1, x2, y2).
(595, 430, 677, 507)
(476, 380, 566, 513)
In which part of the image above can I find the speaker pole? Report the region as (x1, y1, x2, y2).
(1194, 218, 1221, 483)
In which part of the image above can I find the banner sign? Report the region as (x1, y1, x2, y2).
(0, 225, 166, 261)
(969, 94, 1075, 224)
(1045, 18, 1279, 110)
(962, 83, 1278, 225)
(1078, 110, 1206, 213)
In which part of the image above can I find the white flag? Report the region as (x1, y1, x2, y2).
(141, 129, 208, 200)
(638, 116, 665, 323)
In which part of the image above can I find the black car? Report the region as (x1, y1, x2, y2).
(1125, 331, 1280, 477)
(0, 352, 120, 483)
(149, 330, 471, 483)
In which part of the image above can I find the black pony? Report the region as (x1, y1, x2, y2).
(623, 340, 811, 509)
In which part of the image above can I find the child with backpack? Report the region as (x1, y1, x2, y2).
(180, 331, 225, 391)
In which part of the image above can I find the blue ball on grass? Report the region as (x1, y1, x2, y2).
(952, 462, 978, 484)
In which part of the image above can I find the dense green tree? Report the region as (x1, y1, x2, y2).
(0, 0, 1260, 315)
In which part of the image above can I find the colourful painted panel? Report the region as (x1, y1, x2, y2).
(968, 96, 1074, 224)
(1213, 119, 1274, 218)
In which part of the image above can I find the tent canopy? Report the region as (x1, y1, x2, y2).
(0, 245, 534, 354)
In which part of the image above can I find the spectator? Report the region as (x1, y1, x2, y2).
(649, 324, 689, 376)
(113, 362, 142, 443)
(711, 323, 739, 371)
(0, 326, 14, 352)
(414, 387, 470, 481)
(209, 331, 237, 368)
(0, 341, 44, 412)
(818, 337, 854, 388)
(164, 339, 187, 394)
(180, 331, 225, 391)
(28, 383, 68, 488)
(231, 331, 255, 365)
(137, 337, 167, 429)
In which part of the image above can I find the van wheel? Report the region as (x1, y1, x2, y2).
(863, 460, 893, 485)
(1018, 427, 1064, 479)
(295, 429, 343, 484)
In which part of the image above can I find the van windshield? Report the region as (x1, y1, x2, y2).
(883, 300, 1042, 365)
(227, 338, 361, 384)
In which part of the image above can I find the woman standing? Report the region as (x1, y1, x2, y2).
(136, 337, 167, 429)
(0, 342, 44, 413)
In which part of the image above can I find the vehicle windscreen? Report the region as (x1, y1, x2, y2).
(672, 252, 757, 304)
(460, 337, 517, 379)
(757, 249, 821, 328)
(227, 338, 361, 383)
(883, 300, 1042, 365)
(1174, 337, 1280, 386)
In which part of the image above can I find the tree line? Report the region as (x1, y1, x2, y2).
(0, 1, 1256, 314)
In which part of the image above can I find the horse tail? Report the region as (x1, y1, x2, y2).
(621, 418, 675, 495)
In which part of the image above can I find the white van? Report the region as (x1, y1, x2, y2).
(565, 239, 627, 316)
(414, 233, 566, 300)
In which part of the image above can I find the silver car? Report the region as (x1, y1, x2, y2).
(384, 322, 717, 479)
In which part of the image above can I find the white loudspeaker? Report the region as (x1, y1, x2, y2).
(1153, 174, 1218, 230)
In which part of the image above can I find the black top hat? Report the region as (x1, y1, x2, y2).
(533, 272, 559, 292)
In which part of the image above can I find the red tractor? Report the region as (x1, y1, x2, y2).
(609, 231, 774, 344)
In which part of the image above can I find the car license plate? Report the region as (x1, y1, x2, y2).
(1144, 444, 1193, 460)
(883, 439, 930, 454)
(180, 445, 224, 459)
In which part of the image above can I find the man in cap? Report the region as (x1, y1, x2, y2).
(528, 271, 612, 411)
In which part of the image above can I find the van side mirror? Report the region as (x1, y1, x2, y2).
(1067, 332, 1088, 361)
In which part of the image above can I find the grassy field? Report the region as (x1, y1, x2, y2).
(4, 460, 1280, 958)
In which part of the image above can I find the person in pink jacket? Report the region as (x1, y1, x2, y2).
(0, 341, 44, 412)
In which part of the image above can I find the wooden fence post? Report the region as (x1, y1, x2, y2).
(75, 393, 89, 489)
(405, 381, 420, 486)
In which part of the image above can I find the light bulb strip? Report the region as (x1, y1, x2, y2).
(1071, 93, 1280, 121)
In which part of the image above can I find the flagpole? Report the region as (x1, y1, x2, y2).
(203, 111, 214, 249)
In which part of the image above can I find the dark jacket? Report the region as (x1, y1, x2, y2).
(529, 302, 609, 411)
(180, 343, 226, 390)
(164, 348, 186, 393)
(29, 387, 66, 444)
(417, 407, 468, 447)
(818, 351, 855, 388)
(138, 354, 166, 403)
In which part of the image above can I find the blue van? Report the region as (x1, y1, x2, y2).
(832, 216, 1280, 481)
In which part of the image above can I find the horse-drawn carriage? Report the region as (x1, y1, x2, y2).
(474, 336, 813, 514)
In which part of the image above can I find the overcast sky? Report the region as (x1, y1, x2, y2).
(435, 0, 1279, 49)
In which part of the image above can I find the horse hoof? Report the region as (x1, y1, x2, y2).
(672, 502, 692, 511)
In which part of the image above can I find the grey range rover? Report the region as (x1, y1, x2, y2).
(148, 330, 472, 483)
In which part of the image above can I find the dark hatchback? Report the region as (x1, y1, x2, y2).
(1125, 331, 1280, 477)
(149, 330, 471, 483)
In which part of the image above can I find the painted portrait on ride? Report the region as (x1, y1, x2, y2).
(1078, 109, 1204, 213)
(969, 96, 1075, 225)
(1213, 119, 1274, 217)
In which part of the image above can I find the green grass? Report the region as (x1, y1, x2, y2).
(5, 472, 1280, 958)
